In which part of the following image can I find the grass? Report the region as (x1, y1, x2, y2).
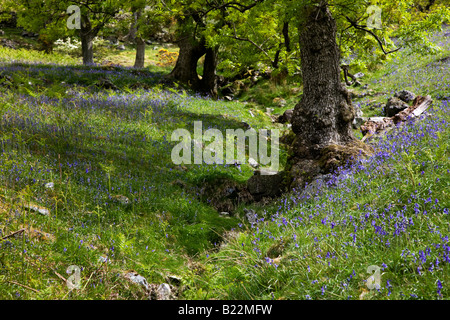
(0, 27, 449, 300)
(0, 46, 283, 299)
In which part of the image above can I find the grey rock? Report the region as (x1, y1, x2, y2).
(384, 97, 409, 117)
(157, 283, 171, 300)
(117, 44, 126, 50)
(125, 272, 149, 290)
(247, 172, 284, 199)
(354, 72, 365, 78)
(167, 275, 182, 285)
(394, 90, 416, 103)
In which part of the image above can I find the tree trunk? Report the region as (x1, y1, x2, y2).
(126, 11, 138, 43)
(134, 36, 145, 68)
(80, 15, 95, 65)
(133, 10, 145, 69)
(196, 47, 219, 97)
(80, 32, 95, 65)
(168, 35, 206, 87)
(288, 3, 372, 188)
(282, 21, 291, 52)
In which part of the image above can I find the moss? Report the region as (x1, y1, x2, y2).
(318, 140, 374, 172)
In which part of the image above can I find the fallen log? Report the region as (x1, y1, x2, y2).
(392, 95, 432, 124)
(360, 95, 432, 141)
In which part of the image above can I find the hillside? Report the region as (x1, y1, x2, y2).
(0, 27, 449, 300)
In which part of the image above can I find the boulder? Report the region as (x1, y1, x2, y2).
(394, 90, 416, 103)
(384, 97, 409, 117)
(247, 172, 285, 200)
(117, 44, 126, 50)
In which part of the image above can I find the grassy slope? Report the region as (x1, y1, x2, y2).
(0, 28, 449, 300)
(0, 42, 284, 299)
(185, 29, 450, 300)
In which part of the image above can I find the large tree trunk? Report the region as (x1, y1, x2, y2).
(168, 14, 220, 97)
(168, 35, 206, 87)
(288, 3, 372, 188)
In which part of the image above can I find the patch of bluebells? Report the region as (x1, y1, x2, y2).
(257, 99, 449, 297)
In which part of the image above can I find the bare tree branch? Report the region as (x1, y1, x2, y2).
(345, 16, 402, 55)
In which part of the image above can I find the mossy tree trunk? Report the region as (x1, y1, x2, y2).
(288, 3, 371, 188)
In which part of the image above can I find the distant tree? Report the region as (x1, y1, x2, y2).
(163, 0, 265, 97)
(11, 0, 122, 65)
(121, 0, 171, 69)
